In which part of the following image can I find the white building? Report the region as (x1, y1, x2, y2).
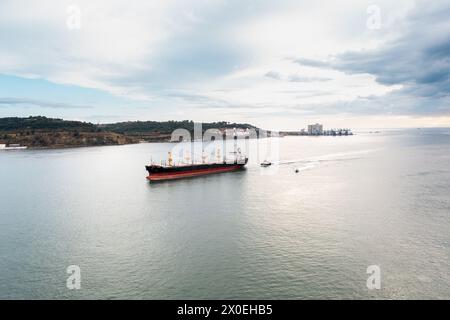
(307, 123, 323, 135)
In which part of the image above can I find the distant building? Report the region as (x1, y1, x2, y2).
(307, 123, 323, 135)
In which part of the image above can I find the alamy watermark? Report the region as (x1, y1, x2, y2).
(366, 5, 381, 30)
(66, 5, 82, 30)
(366, 265, 381, 290)
(157, 123, 281, 175)
(66, 265, 81, 290)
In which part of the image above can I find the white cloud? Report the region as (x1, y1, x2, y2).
(0, 0, 176, 98)
(0, 0, 448, 128)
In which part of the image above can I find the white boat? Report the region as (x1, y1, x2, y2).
(0, 144, 27, 150)
(260, 160, 272, 167)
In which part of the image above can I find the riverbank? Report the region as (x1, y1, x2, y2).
(0, 130, 176, 149)
(0, 116, 259, 149)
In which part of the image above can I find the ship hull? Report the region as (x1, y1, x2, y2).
(146, 159, 248, 181)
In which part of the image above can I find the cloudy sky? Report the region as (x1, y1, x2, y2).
(0, 0, 449, 129)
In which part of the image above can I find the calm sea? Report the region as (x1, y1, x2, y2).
(1, 128, 449, 299)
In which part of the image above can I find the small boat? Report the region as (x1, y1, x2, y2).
(260, 160, 272, 167)
(0, 144, 27, 150)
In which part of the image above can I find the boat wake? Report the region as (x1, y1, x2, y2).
(276, 149, 379, 172)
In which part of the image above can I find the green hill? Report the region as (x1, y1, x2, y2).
(0, 116, 261, 148)
(101, 120, 258, 134)
(0, 116, 96, 131)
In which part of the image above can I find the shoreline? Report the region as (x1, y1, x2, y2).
(0, 133, 358, 151)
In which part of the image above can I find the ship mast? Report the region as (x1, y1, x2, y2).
(202, 150, 207, 164)
(168, 152, 173, 166)
(184, 149, 191, 164)
(216, 147, 221, 163)
(234, 127, 237, 163)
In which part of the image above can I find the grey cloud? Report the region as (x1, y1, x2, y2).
(265, 71, 330, 82)
(293, 57, 330, 68)
(265, 71, 282, 80)
(294, 1, 450, 105)
(165, 92, 232, 108)
(288, 75, 331, 82)
(0, 97, 93, 109)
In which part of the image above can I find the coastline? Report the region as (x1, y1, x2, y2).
(0, 117, 259, 150)
(0, 132, 173, 150)
(0, 133, 358, 150)
(0, 117, 355, 150)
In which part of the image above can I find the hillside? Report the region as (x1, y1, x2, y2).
(0, 116, 260, 148)
(0, 116, 96, 131)
(101, 120, 258, 134)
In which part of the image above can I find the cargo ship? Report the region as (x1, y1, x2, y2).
(146, 150, 248, 181)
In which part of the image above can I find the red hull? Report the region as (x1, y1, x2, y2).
(146, 165, 244, 181)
